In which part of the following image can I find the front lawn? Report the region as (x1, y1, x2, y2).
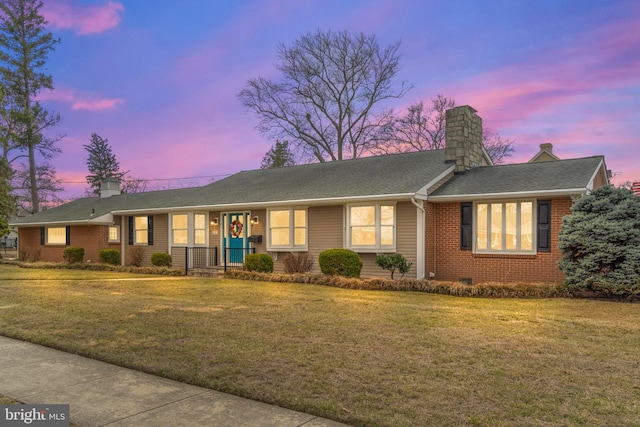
(0, 264, 638, 426)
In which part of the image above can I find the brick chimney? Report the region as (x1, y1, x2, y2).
(445, 105, 490, 173)
(100, 178, 121, 198)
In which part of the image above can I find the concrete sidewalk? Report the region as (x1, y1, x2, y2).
(0, 336, 350, 426)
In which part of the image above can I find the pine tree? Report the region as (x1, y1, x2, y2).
(558, 185, 640, 297)
(261, 140, 295, 169)
(0, 0, 61, 213)
(84, 133, 127, 196)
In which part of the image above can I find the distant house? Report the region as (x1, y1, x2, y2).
(9, 106, 609, 284)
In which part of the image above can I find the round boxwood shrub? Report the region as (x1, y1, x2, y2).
(151, 252, 172, 267)
(100, 249, 121, 266)
(62, 246, 84, 264)
(245, 253, 274, 273)
(319, 248, 362, 278)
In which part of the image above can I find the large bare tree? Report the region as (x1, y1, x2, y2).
(239, 29, 411, 162)
(377, 95, 515, 164)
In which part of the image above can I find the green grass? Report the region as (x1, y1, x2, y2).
(0, 264, 639, 426)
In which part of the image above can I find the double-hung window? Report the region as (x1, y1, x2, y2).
(134, 216, 149, 245)
(108, 225, 120, 243)
(172, 214, 188, 245)
(267, 208, 307, 250)
(346, 204, 395, 251)
(475, 201, 533, 253)
(171, 213, 207, 246)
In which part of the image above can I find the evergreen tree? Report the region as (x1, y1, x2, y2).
(84, 133, 127, 196)
(261, 140, 295, 169)
(0, 0, 61, 213)
(558, 185, 640, 297)
(0, 156, 14, 236)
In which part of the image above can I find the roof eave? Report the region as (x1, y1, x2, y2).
(427, 188, 589, 202)
(111, 193, 420, 214)
(10, 213, 114, 228)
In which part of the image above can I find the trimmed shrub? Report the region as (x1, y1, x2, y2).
(318, 248, 362, 278)
(245, 253, 274, 273)
(100, 249, 121, 266)
(62, 246, 84, 263)
(375, 253, 412, 279)
(127, 245, 145, 267)
(151, 252, 172, 267)
(283, 252, 314, 274)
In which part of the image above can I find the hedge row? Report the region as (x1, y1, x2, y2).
(1, 260, 184, 276)
(224, 270, 571, 299)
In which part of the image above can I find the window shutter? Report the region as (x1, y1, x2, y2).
(65, 226, 71, 246)
(40, 227, 45, 245)
(148, 216, 154, 245)
(537, 200, 551, 252)
(461, 202, 472, 250)
(128, 217, 134, 245)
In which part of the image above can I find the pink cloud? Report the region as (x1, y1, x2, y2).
(38, 87, 124, 111)
(43, 1, 124, 35)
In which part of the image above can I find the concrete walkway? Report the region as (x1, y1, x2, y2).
(0, 336, 350, 426)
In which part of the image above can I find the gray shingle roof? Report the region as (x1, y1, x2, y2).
(10, 150, 451, 225)
(10, 153, 606, 226)
(429, 156, 605, 198)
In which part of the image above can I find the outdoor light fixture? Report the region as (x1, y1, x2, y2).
(210, 218, 218, 226)
(251, 216, 259, 225)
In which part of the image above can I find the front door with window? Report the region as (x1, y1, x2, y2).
(224, 212, 248, 263)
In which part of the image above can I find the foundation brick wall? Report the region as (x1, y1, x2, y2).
(425, 197, 572, 284)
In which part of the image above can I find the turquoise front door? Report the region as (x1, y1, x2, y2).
(224, 212, 247, 263)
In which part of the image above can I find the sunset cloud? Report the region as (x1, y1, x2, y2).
(38, 88, 124, 111)
(43, 1, 124, 35)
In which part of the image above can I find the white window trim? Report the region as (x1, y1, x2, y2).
(46, 227, 66, 245)
(170, 212, 209, 247)
(345, 203, 396, 252)
(108, 225, 120, 243)
(266, 207, 308, 251)
(473, 199, 536, 255)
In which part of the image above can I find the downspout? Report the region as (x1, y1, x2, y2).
(411, 197, 426, 279)
(120, 216, 126, 266)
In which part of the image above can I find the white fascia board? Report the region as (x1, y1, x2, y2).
(427, 188, 588, 202)
(416, 165, 455, 197)
(586, 159, 608, 190)
(10, 214, 114, 228)
(111, 193, 419, 214)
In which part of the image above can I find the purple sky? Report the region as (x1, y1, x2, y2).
(36, 0, 640, 200)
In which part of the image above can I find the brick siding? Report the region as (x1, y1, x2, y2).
(18, 226, 120, 263)
(425, 197, 572, 284)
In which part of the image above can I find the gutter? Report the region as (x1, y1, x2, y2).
(427, 188, 589, 202)
(110, 193, 420, 215)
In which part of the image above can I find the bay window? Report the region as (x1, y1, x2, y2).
(475, 201, 533, 253)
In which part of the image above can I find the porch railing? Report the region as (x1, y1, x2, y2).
(184, 247, 218, 275)
(223, 247, 256, 271)
(184, 246, 256, 275)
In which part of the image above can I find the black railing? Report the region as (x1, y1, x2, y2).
(185, 247, 218, 275)
(223, 247, 256, 271)
(185, 246, 256, 275)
